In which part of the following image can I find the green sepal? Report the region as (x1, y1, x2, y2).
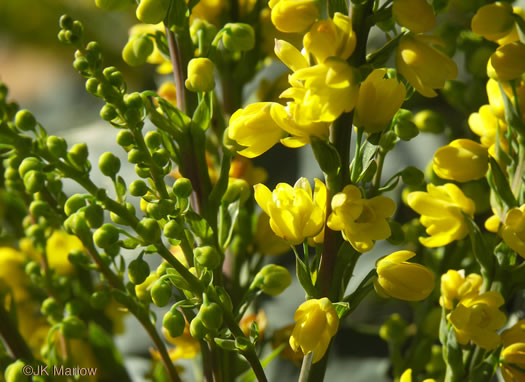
(214, 338, 237, 351)
(192, 91, 213, 131)
(310, 136, 342, 179)
(333, 302, 350, 319)
(488, 157, 517, 209)
(445, 325, 465, 381)
(295, 254, 317, 298)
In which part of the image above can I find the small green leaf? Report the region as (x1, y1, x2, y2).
(192, 92, 213, 131)
(215, 338, 237, 351)
(185, 211, 214, 242)
(333, 302, 350, 318)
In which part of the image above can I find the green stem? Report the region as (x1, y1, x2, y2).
(0, 303, 34, 361)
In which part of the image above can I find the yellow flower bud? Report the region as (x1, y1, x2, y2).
(501, 343, 525, 382)
(136, 0, 170, 24)
(374, 250, 435, 301)
(439, 270, 482, 310)
(448, 291, 506, 350)
(407, 183, 475, 247)
(185, 58, 215, 92)
(471, 2, 516, 43)
(289, 298, 339, 363)
(392, 0, 436, 33)
(227, 102, 284, 158)
(488, 42, 525, 81)
(254, 178, 326, 245)
(501, 319, 525, 347)
(468, 104, 507, 148)
(327, 185, 396, 253)
(354, 69, 407, 134)
(269, 0, 319, 33)
(501, 204, 525, 259)
(396, 34, 458, 98)
(274, 39, 309, 72)
(432, 139, 489, 182)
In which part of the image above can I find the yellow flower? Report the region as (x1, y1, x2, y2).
(45, 230, 84, 275)
(303, 13, 356, 63)
(432, 139, 489, 182)
(227, 102, 284, 158)
(154, 324, 200, 361)
(185, 58, 215, 92)
(392, 0, 436, 33)
(501, 204, 525, 259)
(486, 78, 525, 120)
(282, 58, 359, 123)
(274, 39, 309, 72)
(254, 213, 290, 255)
(468, 104, 507, 148)
(254, 178, 326, 245)
(471, 3, 517, 45)
(239, 310, 268, 341)
(327, 185, 395, 253)
(407, 183, 475, 247)
(128, 23, 172, 74)
(502, 319, 525, 347)
(289, 298, 339, 363)
(396, 34, 458, 98)
(501, 343, 525, 382)
(190, 0, 225, 25)
(488, 42, 525, 81)
(269, 0, 319, 33)
(354, 69, 407, 134)
(157, 82, 177, 105)
(448, 291, 506, 350)
(400, 368, 436, 382)
(374, 250, 435, 302)
(439, 270, 483, 310)
(0, 247, 28, 303)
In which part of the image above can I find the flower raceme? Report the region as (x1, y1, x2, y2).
(254, 178, 326, 245)
(289, 298, 339, 363)
(432, 139, 489, 182)
(407, 183, 475, 247)
(440, 270, 483, 310)
(269, 0, 319, 33)
(392, 0, 436, 33)
(396, 34, 458, 98)
(501, 204, 525, 259)
(327, 185, 395, 253)
(374, 250, 435, 302)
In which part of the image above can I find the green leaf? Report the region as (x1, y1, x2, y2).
(296, 255, 317, 298)
(214, 338, 237, 351)
(468, 349, 500, 382)
(250, 321, 259, 343)
(488, 157, 517, 209)
(192, 92, 213, 131)
(121, 238, 140, 249)
(333, 302, 350, 318)
(185, 211, 214, 242)
(445, 325, 465, 381)
(166, 269, 192, 291)
(310, 136, 341, 177)
(465, 215, 493, 275)
(114, 176, 127, 201)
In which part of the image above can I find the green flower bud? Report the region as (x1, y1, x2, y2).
(379, 313, 408, 344)
(23, 170, 45, 193)
(84, 204, 104, 228)
(73, 56, 90, 73)
(378, 130, 398, 153)
(394, 119, 419, 141)
(25, 261, 41, 276)
(47, 135, 68, 158)
(85, 41, 101, 63)
(129, 180, 149, 197)
(29, 200, 50, 218)
(401, 166, 424, 186)
(152, 148, 169, 167)
(93, 223, 120, 248)
(144, 131, 162, 149)
(116, 130, 134, 147)
(69, 213, 91, 239)
(26, 225, 46, 244)
(136, 0, 170, 24)
(68, 143, 89, 169)
(223, 23, 255, 52)
(216, 286, 233, 313)
(150, 278, 172, 307)
(128, 257, 150, 285)
(134, 164, 150, 178)
(61, 316, 86, 338)
(190, 19, 218, 49)
(164, 219, 184, 239)
(85, 78, 100, 95)
(124, 92, 143, 109)
(252, 264, 292, 296)
(100, 104, 117, 121)
(194, 246, 221, 269)
(124, 107, 143, 125)
(68, 249, 90, 267)
(414, 109, 445, 134)
(110, 202, 136, 225)
(199, 301, 223, 331)
(95, 0, 134, 11)
(65, 194, 86, 216)
(90, 290, 110, 309)
(98, 152, 121, 178)
(173, 177, 193, 198)
(4, 167, 19, 181)
(41, 297, 60, 317)
(136, 217, 161, 243)
(128, 148, 147, 164)
(163, 308, 186, 338)
(222, 178, 250, 204)
(5, 360, 31, 382)
(189, 316, 207, 340)
(15, 109, 37, 131)
(19, 157, 43, 178)
(185, 58, 215, 92)
(59, 14, 74, 29)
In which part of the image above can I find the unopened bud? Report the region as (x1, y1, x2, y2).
(252, 264, 292, 296)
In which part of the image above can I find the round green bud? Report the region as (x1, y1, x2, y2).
(25, 261, 41, 276)
(23, 170, 45, 193)
(190, 19, 218, 48)
(25, 225, 46, 244)
(29, 200, 50, 218)
(65, 194, 86, 216)
(185, 58, 215, 92)
(61, 316, 86, 338)
(90, 290, 110, 309)
(146, 202, 164, 220)
(163, 219, 184, 239)
(124, 92, 143, 109)
(136, 0, 170, 24)
(95, 0, 134, 11)
(70, 21, 84, 42)
(413, 109, 445, 134)
(116, 130, 134, 147)
(135, 164, 150, 178)
(194, 246, 221, 269)
(68, 143, 89, 168)
(19, 157, 43, 178)
(98, 152, 121, 178)
(5, 360, 31, 382)
(105, 242, 121, 257)
(122, 35, 153, 67)
(124, 107, 143, 125)
(145, 131, 162, 149)
(59, 14, 73, 29)
(85, 78, 100, 95)
(73, 57, 90, 73)
(41, 297, 60, 317)
(150, 278, 172, 307)
(252, 264, 291, 296)
(199, 301, 223, 331)
(129, 179, 149, 197)
(163, 308, 186, 338)
(152, 148, 169, 167)
(173, 177, 193, 198)
(128, 148, 147, 164)
(189, 316, 207, 340)
(4, 167, 19, 181)
(85, 41, 101, 61)
(401, 166, 424, 186)
(93, 223, 120, 248)
(222, 178, 250, 204)
(136, 218, 161, 243)
(84, 204, 104, 228)
(100, 104, 117, 121)
(47, 135, 68, 158)
(128, 258, 150, 285)
(69, 213, 91, 239)
(394, 120, 419, 141)
(222, 23, 255, 52)
(15, 109, 36, 131)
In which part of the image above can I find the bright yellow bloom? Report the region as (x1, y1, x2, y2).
(254, 178, 326, 245)
(392, 0, 436, 33)
(0, 247, 28, 303)
(46, 230, 84, 275)
(432, 139, 489, 182)
(227, 102, 284, 158)
(374, 250, 435, 301)
(303, 13, 356, 63)
(354, 69, 407, 134)
(448, 291, 506, 349)
(327, 185, 395, 253)
(468, 104, 507, 148)
(400, 368, 436, 382)
(486, 78, 525, 120)
(439, 270, 483, 310)
(281, 58, 359, 123)
(274, 39, 309, 72)
(407, 183, 475, 247)
(488, 42, 525, 81)
(502, 319, 525, 347)
(396, 34, 458, 98)
(471, 3, 516, 44)
(157, 82, 177, 105)
(501, 343, 525, 382)
(289, 298, 339, 363)
(185, 58, 215, 92)
(255, 213, 294, 255)
(485, 213, 501, 233)
(269, 0, 319, 33)
(229, 156, 268, 186)
(501, 204, 525, 259)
